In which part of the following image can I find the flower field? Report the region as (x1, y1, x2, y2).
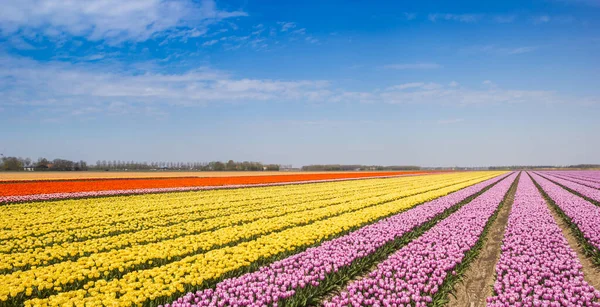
(1, 170, 600, 307)
(0, 171, 428, 200)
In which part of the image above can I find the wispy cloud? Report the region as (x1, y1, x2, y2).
(0, 53, 330, 112)
(305, 36, 319, 44)
(0, 0, 247, 44)
(383, 63, 442, 70)
(460, 45, 538, 56)
(531, 15, 574, 24)
(532, 15, 552, 24)
(507, 46, 537, 54)
(1, 54, 595, 121)
(437, 118, 464, 125)
(387, 83, 442, 91)
(202, 39, 219, 47)
(7, 36, 37, 50)
(197, 20, 317, 51)
(387, 83, 426, 90)
(292, 28, 306, 35)
(277, 22, 297, 32)
(428, 13, 483, 23)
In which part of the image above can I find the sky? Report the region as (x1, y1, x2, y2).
(0, 0, 599, 167)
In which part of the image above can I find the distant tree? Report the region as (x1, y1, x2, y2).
(1, 157, 24, 171)
(74, 160, 88, 171)
(36, 158, 50, 170)
(212, 161, 225, 171)
(226, 160, 236, 171)
(265, 164, 280, 171)
(52, 159, 75, 171)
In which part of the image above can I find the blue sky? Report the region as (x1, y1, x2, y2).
(1, 0, 599, 167)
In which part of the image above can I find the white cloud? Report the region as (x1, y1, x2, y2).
(531, 14, 575, 25)
(0, 54, 330, 111)
(428, 13, 482, 23)
(305, 36, 319, 44)
(461, 45, 538, 56)
(202, 39, 219, 47)
(437, 118, 464, 125)
(532, 15, 551, 24)
(449, 81, 459, 87)
(7, 36, 37, 50)
(482, 80, 496, 88)
(277, 22, 296, 32)
(507, 46, 537, 54)
(292, 28, 306, 35)
(383, 63, 442, 70)
(387, 83, 425, 90)
(0, 0, 247, 44)
(377, 84, 560, 105)
(1, 54, 595, 120)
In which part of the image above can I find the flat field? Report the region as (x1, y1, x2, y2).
(0, 170, 429, 181)
(1, 170, 599, 307)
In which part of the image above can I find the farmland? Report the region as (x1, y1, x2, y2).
(0, 171, 431, 182)
(1, 171, 600, 306)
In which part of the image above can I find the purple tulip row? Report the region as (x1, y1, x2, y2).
(553, 171, 600, 184)
(535, 172, 600, 204)
(531, 172, 600, 251)
(543, 170, 600, 185)
(161, 173, 513, 307)
(0, 175, 406, 205)
(487, 173, 600, 307)
(322, 173, 517, 307)
(542, 172, 600, 190)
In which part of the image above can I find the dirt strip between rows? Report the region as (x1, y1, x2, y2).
(546, 198, 600, 290)
(447, 175, 517, 307)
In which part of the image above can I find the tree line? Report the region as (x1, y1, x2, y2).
(0, 156, 279, 172)
(0, 157, 88, 171)
(93, 160, 280, 171)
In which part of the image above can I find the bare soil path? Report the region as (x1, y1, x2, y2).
(547, 201, 600, 290)
(447, 177, 517, 307)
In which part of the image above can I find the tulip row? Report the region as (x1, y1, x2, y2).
(2, 173, 453, 243)
(530, 173, 600, 256)
(1, 174, 462, 272)
(323, 172, 517, 307)
(549, 171, 600, 184)
(0, 171, 430, 197)
(2, 173, 445, 244)
(487, 173, 600, 306)
(161, 172, 513, 307)
(1, 177, 403, 253)
(544, 172, 600, 190)
(0, 172, 425, 204)
(22, 173, 505, 306)
(536, 172, 600, 204)
(1, 174, 486, 273)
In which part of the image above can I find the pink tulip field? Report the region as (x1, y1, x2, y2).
(488, 174, 599, 307)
